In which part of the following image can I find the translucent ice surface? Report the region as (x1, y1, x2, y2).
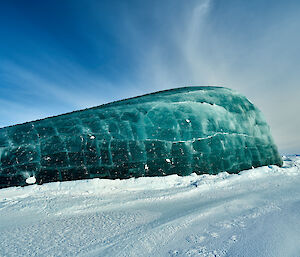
(0, 87, 282, 188)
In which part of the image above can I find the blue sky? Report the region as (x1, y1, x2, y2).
(0, 0, 299, 153)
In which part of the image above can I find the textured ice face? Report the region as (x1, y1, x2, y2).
(0, 87, 282, 188)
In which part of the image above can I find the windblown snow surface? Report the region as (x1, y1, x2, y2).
(1, 156, 300, 257)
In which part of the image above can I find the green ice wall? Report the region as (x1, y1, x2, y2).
(0, 87, 282, 188)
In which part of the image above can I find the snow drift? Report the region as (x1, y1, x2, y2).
(0, 155, 299, 257)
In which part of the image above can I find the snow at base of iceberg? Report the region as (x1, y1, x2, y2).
(0, 155, 300, 257)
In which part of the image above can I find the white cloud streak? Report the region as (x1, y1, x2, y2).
(116, 0, 300, 153)
(1, 0, 299, 153)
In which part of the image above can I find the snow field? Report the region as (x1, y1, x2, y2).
(0, 156, 300, 257)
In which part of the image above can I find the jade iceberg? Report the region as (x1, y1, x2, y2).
(0, 87, 282, 188)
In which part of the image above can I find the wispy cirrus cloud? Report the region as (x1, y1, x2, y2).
(0, 0, 299, 153)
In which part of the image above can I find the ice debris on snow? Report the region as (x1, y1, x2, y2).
(25, 176, 36, 184)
